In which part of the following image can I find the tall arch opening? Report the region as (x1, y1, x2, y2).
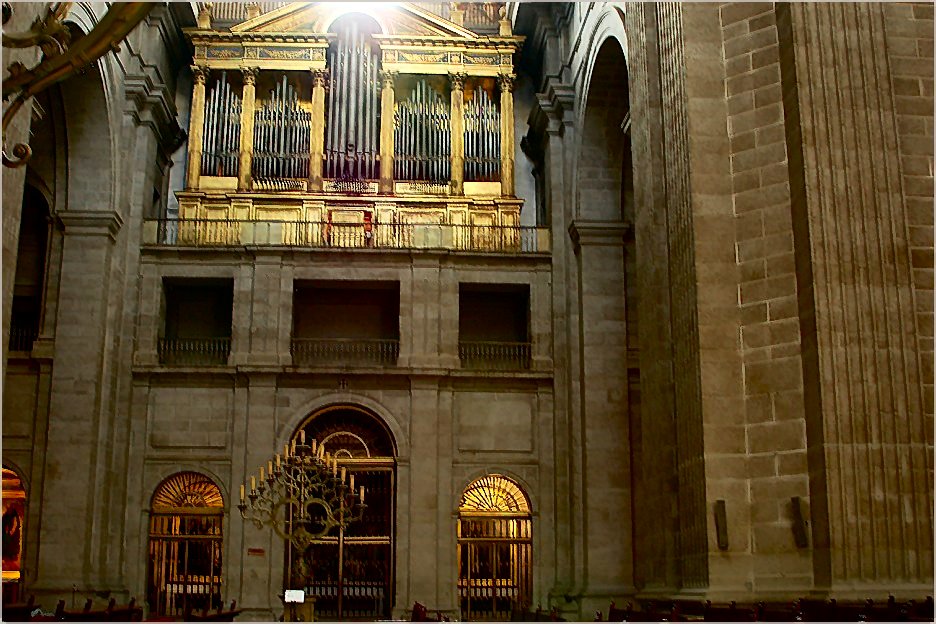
(147, 472, 224, 618)
(290, 405, 396, 620)
(9, 185, 50, 352)
(457, 474, 532, 621)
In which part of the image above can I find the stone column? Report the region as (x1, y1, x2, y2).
(185, 65, 208, 189)
(449, 73, 466, 195)
(379, 71, 396, 194)
(569, 220, 633, 602)
(238, 67, 258, 191)
(498, 73, 516, 197)
(308, 69, 328, 191)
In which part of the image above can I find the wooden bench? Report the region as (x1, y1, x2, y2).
(3, 595, 36, 622)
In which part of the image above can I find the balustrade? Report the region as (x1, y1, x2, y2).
(158, 337, 231, 366)
(148, 219, 548, 253)
(291, 338, 399, 367)
(458, 341, 531, 370)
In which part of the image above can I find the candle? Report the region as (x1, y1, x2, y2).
(360, 486, 364, 504)
(284, 443, 290, 459)
(276, 454, 281, 469)
(350, 475, 355, 490)
(291, 439, 296, 455)
(311, 439, 317, 453)
(341, 467, 347, 483)
(318, 445, 325, 459)
(300, 430, 305, 445)
(332, 459, 338, 477)
(259, 466, 264, 481)
(240, 484, 245, 502)
(250, 476, 256, 492)
(268, 460, 273, 475)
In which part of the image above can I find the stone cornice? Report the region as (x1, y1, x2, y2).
(124, 72, 186, 155)
(568, 220, 631, 251)
(532, 80, 575, 135)
(56, 211, 124, 239)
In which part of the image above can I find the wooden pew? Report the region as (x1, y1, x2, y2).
(106, 597, 144, 621)
(411, 601, 429, 622)
(2, 594, 36, 622)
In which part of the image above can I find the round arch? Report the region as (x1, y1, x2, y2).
(284, 402, 397, 620)
(283, 393, 407, 458)
(454, 467, 537, 517)
(456, 474, 533, 620)
(146, 471, 225, 618)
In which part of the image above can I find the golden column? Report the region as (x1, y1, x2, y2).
(449, 73, 466, 195)
(238, 67, 258, 191)
(308, 69, 328, 191)
(185, 65, 208, 189)
(378, 70, 396, 194)
(498, 73, 515, 197)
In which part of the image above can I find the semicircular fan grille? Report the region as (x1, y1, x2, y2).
(459, 474, 530, 514)
(152, 472, 224, 509)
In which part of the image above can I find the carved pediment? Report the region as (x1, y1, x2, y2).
(230, 2, 480, 39)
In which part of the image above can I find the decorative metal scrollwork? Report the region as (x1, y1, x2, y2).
(1, 2, 153, 167)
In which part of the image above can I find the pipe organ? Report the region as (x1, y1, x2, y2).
(394, 79, 451, 182)
(325, 19, 381, 181)
(252, 76, 312, 182)
(463, 85, 501, 182)
(201, 72, 242, 178)
(180, 3, 526, 243)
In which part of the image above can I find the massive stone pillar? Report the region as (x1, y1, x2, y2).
(784, 2, 933, 593)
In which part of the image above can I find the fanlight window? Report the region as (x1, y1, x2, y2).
(148, 472, 224, 618)
(459, 474, 530, 514)
(151, 472, 224, 509)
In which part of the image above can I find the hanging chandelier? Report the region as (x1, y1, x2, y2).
(237, 431, 366, 552)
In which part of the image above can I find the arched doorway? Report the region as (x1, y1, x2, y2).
(147, 472, 224, 618)
(2, 467, 26, 603)
(290, 405, 396, 620)
(457, 474, 532, 621)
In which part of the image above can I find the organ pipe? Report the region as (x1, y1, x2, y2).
(201, 71, 241, 177)
(325, 21, 381, 180)
(393, 79, 451, 182)
(252, 75, 311, 181)
(464, 85, 500, 182)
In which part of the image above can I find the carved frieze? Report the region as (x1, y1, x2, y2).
(207, 46, 243, 59)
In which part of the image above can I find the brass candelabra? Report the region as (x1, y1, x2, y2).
(237, 431, 366, 552)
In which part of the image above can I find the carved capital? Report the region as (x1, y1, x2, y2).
(379, 70, 397, 89)
(448, 72, 467, 91)
(497, 73, 516, 93)
(312, 68, 328, 88)
(191, 64, 209, 84)
(241, 66, 258, 85)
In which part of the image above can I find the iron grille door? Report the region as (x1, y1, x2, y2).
(290, 466, 394, 620)
(147, 511, 223, 617)
(457, 515, 532, 621)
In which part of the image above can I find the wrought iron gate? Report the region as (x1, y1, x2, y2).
(288, 407, 397, 621)
(457, 475, 532, 621)
(291, 466, 394, 620)
(147, 473, 224, 618)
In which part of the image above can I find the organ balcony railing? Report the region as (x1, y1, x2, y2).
(158, 337, 232, 366)
(458, 341, 531, 371)
(144, 219, 550, 254)
(290, 338, 400, 367)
